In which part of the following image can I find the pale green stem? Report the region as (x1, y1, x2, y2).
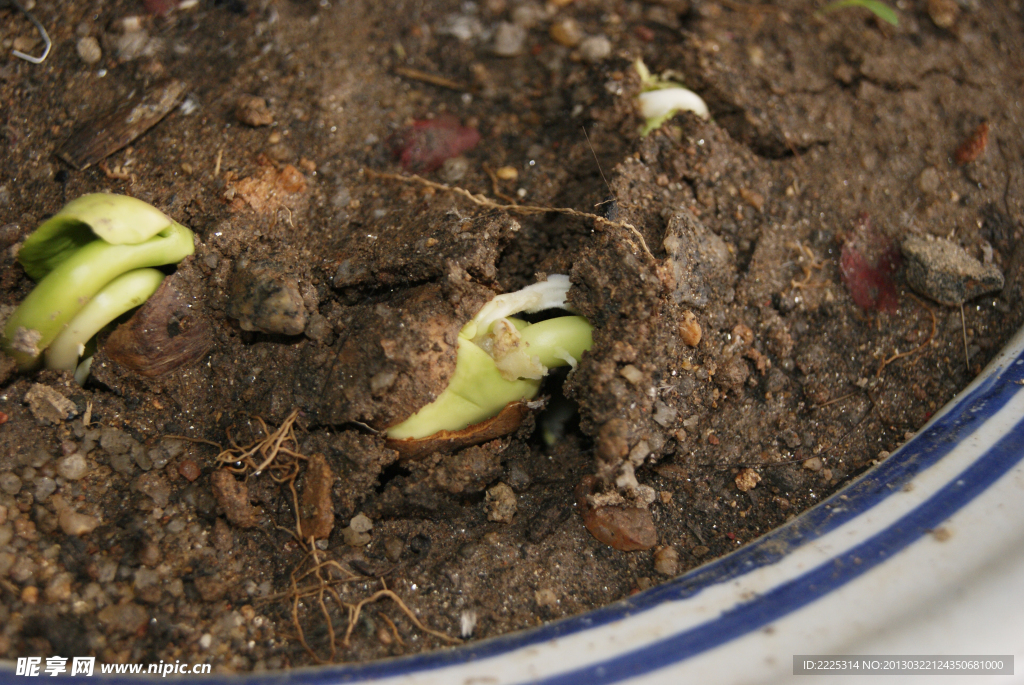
(386, 315, 593, 440)
(45, 268, 165, 374)
(2, 222, 194, 370)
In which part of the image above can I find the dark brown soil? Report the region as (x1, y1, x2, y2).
(1, 0, 1022, 672)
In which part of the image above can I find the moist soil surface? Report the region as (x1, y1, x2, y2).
(1, 0, 1023, 672)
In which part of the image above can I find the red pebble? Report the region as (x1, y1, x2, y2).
(0, 411, 7, 425)
(144, 0, 177, 15)
(954, 122, 988, 165)
(178, 459, 201, 482)
(839, 213, 902, 314)
(391, 116, 481, 173)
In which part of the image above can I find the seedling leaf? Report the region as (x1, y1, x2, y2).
(818, 0, 899, 26)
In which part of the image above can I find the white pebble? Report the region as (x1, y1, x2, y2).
(579, 35, 612, 63)
(56, 453, 89, 480)
(76, 36, 102, 64)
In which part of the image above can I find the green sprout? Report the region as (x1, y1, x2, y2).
(816, 0, 899, 25)
(2, 194, 195, 375)
(635, 58, 710, 137)
(386, 275, 594, 440)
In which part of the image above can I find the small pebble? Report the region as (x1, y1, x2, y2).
(0, 472, 21, 495)
(619, 364, 644, 384)
(927, 0, 959, 27)
(383, 536, 405, 562)
(442, 154, 468, 181)
(549, 18, 583, 47)
(493, 21, 527, 57)
(14, 518, 37, 541)
(114, 30, 151, 61)
(495, 165, 519, 181)
(343, 513, 373, 547)
(76, 36, 102, 64)
(100, 426, 136, 455)
(679, 311, 702, 347)
(109, 452, 134, 475)
(134, 567, 160, 590)
(917, 167, 941, 195)
(735, 468, 761, 492)
(535, 588, 558, 607)
(21, 585, 39, 604)
(139, 539, 162, 567)
(485, 483, 517, 523)
(46, 572, 74, 602)
(178, 459, 201, 482)
(578, 35, 612, 62)
(653, 546, 680, 576)
(59, 509, 101, 536)
(98, 602, 149, 634)
(33, 477, 56, 502)
(802, 457, 823, 471)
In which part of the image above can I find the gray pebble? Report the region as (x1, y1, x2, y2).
(0, 549, 14, 574)
(81, 428, 101, 454)
(115, 31, 150, 61)
(34, 477, 57, 502)
(383, 535, 405, 562)
(134, 473, 171, 509)
(132, 444, 153, 471)
(0, 472, 21, 495)
(9, 555, 37, 583)
(652, 400, 678, 427)
(45, 572, 74, 602)
(134, 567, 160, 590)
(100, 426, 137, 455)
(902, 235, 1004, 306)
(331, 184, 351, 208)
(441, 156, 470, 183)
(56, 453, 89, 481)
(25, 447, 52, 468)
(92, 556, 118, 583)
(109, 452, 135, 475)
(579, 35, 612, 62)
(493, 21, 527, 57)
(917, 167, 941, 194)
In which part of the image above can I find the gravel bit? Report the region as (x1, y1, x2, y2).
(485, 483, 517, 523)
(493, 22, 527, 56)
(342, 513, 373, 546)
(653, 546, 680, 576)
(902, 235, 1004, 306)
(76, 36, 102, 64)
(578, 35, 612, 62)
(24, 385, 78, 425)
(55, 453, 89, 481)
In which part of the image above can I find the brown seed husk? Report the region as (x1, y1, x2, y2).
(56, 79, 187, 170)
